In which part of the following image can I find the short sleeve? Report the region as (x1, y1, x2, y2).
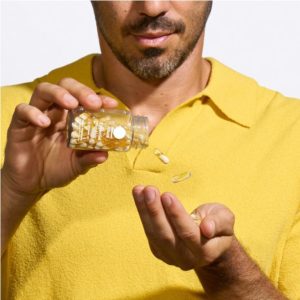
(1, 82, 37, 165)
(278, 207, 300, 299)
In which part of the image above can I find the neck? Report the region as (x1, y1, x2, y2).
(93, 33, 211, 131)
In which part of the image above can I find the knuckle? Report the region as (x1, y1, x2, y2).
(35, 82, 50, 94)
(57, 77, 74, 86)
(159, 235, 174, 245)
(51, 86, 68, 100)
(14, 103, 32, 118)
(177, 253, 195, 271)
(15, 103, 26, 114)
(146, 230, 160, 242)
(149, 243, 163, 259)
(178, 230, 196, 242)
(149, 243, 174, 265)
(147, 205, 161, 217)
(77, 89, 91, 100)
(147, 231, 172, 245)
(221, 208, 235, 226)
(166, 207, 180, 219)
(179, 263, 193, 271)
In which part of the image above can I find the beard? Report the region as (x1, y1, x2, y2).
(95, 3, 212, 80)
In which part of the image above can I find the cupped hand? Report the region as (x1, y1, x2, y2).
(132, 185, 235, 270)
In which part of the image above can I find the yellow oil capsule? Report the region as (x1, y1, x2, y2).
(190, 212, 201, 225)
(171, 171, 192, 183)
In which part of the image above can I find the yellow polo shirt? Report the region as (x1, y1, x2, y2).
(1, 54, 300, 300)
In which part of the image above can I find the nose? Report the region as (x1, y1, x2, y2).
(137, 1, 171, 18)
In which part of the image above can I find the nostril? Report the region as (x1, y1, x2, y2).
(140, 11, 167, 18)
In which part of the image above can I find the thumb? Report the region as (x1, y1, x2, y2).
(199, 205, 235, 239)
(73, 150, 108, 174)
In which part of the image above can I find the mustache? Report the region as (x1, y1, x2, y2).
(123, 16, 186, 35)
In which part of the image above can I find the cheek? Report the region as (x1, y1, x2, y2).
(108, 3, 130, 27)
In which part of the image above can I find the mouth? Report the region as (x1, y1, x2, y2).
(132, 31, 174, 47)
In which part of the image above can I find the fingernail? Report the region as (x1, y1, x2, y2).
(63, 94, 77, 106)
(94, 155, 107, 163)
(87, 94, 100, 104)
(103, 98, 118, 106)
(145, 189, 155, 203)
(164, 195, 172, 207)
(38, 114, 50, 126)
(136, 192, 144, 203)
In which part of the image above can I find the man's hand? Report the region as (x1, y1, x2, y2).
(132, 185, 234, 270)
(2, 78, 118, 200)
(132, 185, 288, 299)
(1, 78, 118, 255)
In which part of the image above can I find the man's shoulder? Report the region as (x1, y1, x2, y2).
(37, 54, 97, 86)
(255, 86, 300, 125)
(1, 53, 97, 104)
(206, 58, 300, 127)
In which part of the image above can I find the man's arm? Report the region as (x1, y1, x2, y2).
(196, 237, 287, 299)
(132, 185, 287, 299)
(1, 173, 40, 256)
(1, 78, 118, 256)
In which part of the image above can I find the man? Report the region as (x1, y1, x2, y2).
(1, 1, 299, 299)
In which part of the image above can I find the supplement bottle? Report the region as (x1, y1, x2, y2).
(67, 106, 149, 151)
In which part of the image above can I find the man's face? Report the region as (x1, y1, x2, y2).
(92, 1, 212, 80)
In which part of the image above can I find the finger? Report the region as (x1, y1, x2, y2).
(161, 192, 201, 252)
(58, 78, 118, 110)
(30, 82, 79, 111)
(11, 103, 51, 129)
(132, 186, 175, 245)
(132, 185, 153, 232)
(199, 205, 235, 239)
(72, 150, 109, 174)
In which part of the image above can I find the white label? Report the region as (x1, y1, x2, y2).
(113, 126, 126, 139)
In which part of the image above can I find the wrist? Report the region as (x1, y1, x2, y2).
(1, 170, 43, 256)
(202, 235, 239, 270)
(1, 169, 41, 207)
(195, 236, 260, 297)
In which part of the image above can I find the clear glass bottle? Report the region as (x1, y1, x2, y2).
(67, 107, 149, 151)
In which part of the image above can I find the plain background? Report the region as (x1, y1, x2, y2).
(1, 1, 300, 98)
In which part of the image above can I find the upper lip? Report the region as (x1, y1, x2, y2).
(133, 31, 173, 38)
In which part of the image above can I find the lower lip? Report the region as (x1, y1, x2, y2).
(134, 35, 170, 47)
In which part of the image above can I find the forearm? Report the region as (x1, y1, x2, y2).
(195, 237, 287, 300)
(1, 172, 39, 256)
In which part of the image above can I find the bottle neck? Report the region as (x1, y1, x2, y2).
(131, 116, 149, 149)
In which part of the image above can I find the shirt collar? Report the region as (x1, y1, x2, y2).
(88, 54, 257, 128)
(201, 58, 258, 128)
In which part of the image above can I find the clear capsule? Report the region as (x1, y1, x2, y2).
(190, 212, 201, 225)
(171, 171, 192, 183)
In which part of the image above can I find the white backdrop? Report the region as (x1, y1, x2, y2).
(1, 1, 300, 98)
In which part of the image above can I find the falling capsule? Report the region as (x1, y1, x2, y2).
(154, 148, 170, 164)
(171, 171, 192, 183)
